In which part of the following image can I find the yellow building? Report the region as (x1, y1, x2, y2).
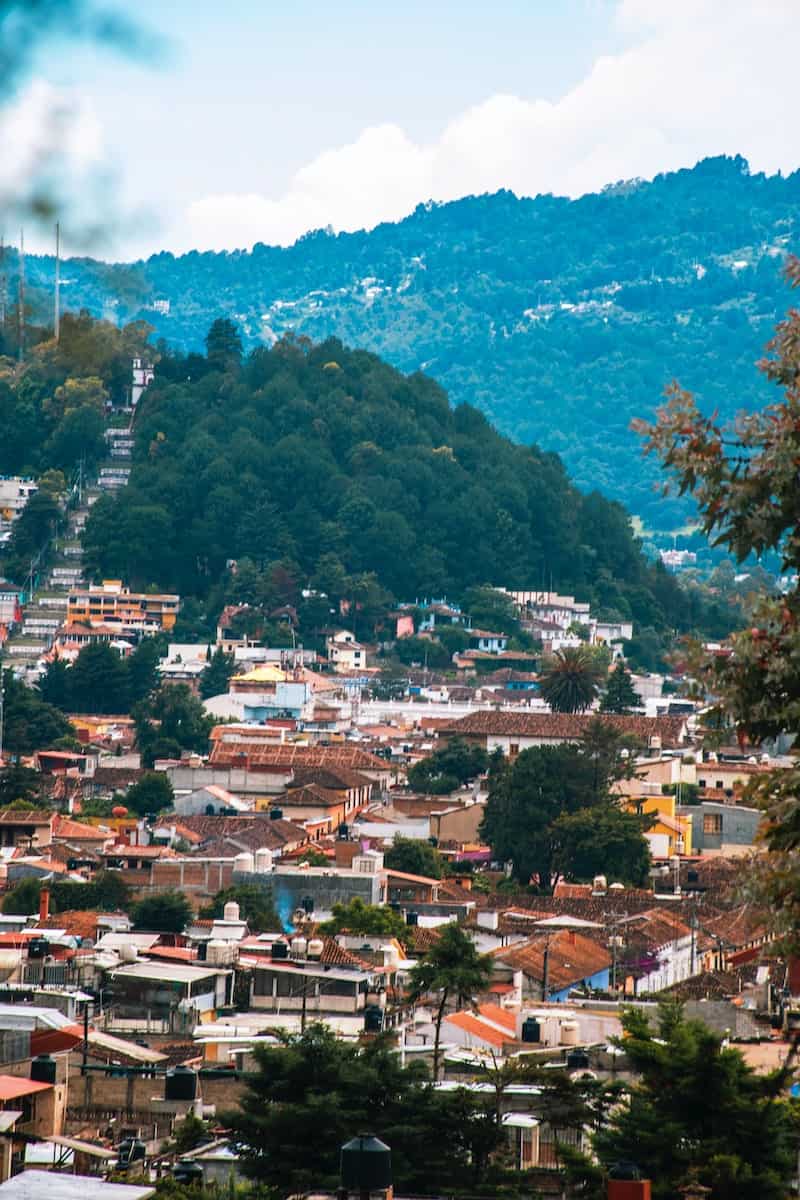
(67, 579, 180, 634)
(621, 790, 693, 857)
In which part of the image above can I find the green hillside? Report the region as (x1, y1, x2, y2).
(12, 155, 800, 532)
(79, 325, 730, 642)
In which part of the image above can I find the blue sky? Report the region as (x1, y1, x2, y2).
(6, 0, 800, 258)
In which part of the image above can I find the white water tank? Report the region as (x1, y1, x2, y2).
(255, 847, 274, 872)
(207, 939, 234, 966)
(290, 936, 308, 960)
(306, 938, 324, 961)
(592, 874, 607, 893)
(233, 852, 255, 874)
(223, 901, 240, 922)
(119, 943, 138, 964)
(560, 1020, 580, 1046)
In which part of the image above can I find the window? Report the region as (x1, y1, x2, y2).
(698, 778, 706, 788)
(715, 780, 723, 790)
(509, 743, 520, 757)
(703, 813, 723, 836)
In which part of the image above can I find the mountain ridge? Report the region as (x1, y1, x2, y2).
(13, 155, 799, 531)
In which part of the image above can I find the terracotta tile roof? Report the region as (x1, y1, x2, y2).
(51, 815, 108, 841)
(291, 765, 373, 792)
(702, 904, 770, 949)
(439, 712, 687, 748)
(445, 1011, 509, 1048)
(406, 926, 442, 955)
(209, 743, 390, 772)
(90, 766, 146, 789)
(279, 783, 350, 809)
(0, 1075, 53, 1100)
(495, 930, 612, 993)
(0, 810, 53, 825)
(30, 1025, 84, 1055)
(173, 814, 308, 850)
(37, 910, 102, 940)
(477, 1002, 517, 1034)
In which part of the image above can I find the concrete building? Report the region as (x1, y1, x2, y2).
(678, 802, 761, 854)
(67, 580, 180, 635)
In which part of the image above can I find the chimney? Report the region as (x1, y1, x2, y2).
(608, 1183, 651, 1200)
(568, 929, 576, 946)
(39, 886, 50, 923)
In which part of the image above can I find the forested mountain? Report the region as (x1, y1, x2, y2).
(80, 326, 731, 644)
(11, 155, 799, 531)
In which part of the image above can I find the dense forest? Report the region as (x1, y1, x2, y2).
(77, 321, 730, 645)
(10, 155, 799, 532)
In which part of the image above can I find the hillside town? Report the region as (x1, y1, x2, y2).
(0, 447, 792, 1197)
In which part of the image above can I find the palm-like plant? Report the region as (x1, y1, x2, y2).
(538, 646, 604, 713)
(407, 923, 493, 1081)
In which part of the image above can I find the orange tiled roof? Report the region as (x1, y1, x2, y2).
(446, 1011, 508, 1048)
(439, 711, 687, 748)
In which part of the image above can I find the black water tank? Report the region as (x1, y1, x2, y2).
(173, 1160, 204, 1185)
(364, 1005, 384, 1033)
(117, 1139, 146, 1166)
(271, 940, 289, 960)
(165, 1065, 198, 1101)
(521, 1017, 541, 1043)
(30, 1054, 57, 1084)
(27, 938, 49, 959)
(405, 911, 418, 927)
(270, 807, 283, 821)
(340, 1134, 392, 1193)
(566, 1049, 590, 1070)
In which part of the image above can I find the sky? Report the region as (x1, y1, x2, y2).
(2, 0, 800, 260)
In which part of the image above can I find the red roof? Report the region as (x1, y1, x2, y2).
(445, 1011, 508, 1048)
(0, 1075, 53, 1101)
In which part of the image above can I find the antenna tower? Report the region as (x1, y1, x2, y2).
(54, 221, 61, 342)
(18, 228, 25, 364)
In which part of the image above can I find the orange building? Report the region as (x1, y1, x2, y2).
(67, 579, 180, 634)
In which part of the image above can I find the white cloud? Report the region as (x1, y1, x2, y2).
(0, 78, 103, 192)
(176, 0, 800, 253)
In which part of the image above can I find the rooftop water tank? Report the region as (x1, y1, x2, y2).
(118, 943, 138, 964)
(405, 911, 418, 927)
(165, 1065, 198, 1102)
(254, 847, 274, 872)
(233, 851, 255, 874)
(340, 1134, 392, 1194)
(560, 1020, 580, 1046)
(521, 1017, 541, 1044)
(592, 874, 607, 893)
(223, 900, 240, 922)
(117, 1139, 146, 1166)
(306, 938, 324, 961)
(30, 1054, 57, 1084)
(364, 1005, 384, 1033)
(271, 940, 289, 960)
(27, 938, 49, 959)
(206, 939, 231, 966)
(290, 936, 308, 960)
(269, 808, 283, 821)
(173, 1160, 203, 1186)
(566, 1049, 590, 1070)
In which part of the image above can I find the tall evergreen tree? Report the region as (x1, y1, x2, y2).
(600, 661, 640, 713)
(594, 1003, 796, 1200)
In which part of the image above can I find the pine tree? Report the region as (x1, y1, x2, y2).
(600, 661, 639, 713)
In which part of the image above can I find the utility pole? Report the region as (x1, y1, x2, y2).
(0, 236, 6, 330)
(18, 228, 25, 364)
(542, 936, 550, 1002)
(54, 221, 61, 342)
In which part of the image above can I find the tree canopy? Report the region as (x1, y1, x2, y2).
(383, 836, 444, 879)
(76, 322, 724, 649)
(130, 890, 192, 933)
(481, 720, 649, 889)
(223, 1023, 502, 1196)
(594, 1002, 797, 1200)
(407, 738, 488, 795)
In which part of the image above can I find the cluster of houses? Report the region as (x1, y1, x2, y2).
(0, 568, 793, 1193)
